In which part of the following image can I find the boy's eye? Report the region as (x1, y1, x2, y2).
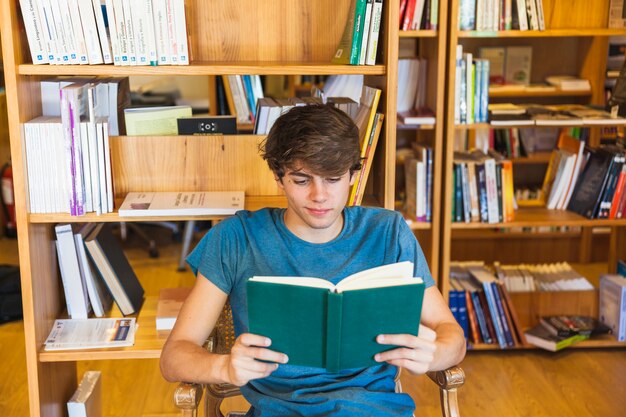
(293, 179, 309, 185)
(326, 178, 341, 183)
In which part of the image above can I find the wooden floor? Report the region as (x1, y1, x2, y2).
(0, 229, 624, 417)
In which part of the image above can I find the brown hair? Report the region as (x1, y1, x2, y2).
(260, 104, 362, 179)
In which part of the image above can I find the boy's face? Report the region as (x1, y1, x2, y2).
(277, 165, 356, 244)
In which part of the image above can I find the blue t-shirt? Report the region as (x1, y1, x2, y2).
(187, 207, 434, 417)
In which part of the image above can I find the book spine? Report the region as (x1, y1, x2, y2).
(91, 0, 113, 63)
(470, 291, 492, 343)
(47, 0, 70, 63)
(358, 0, 373, 65)
(173, 0, 189, 65)
(130, 0, 149, 65)
(104, 0, 122, 65)
(152, 0, 172, 65)
(490, 282, 514, 347)
(34, 0, 58, 63)
(365, 0, 382, 65)
(121, 0, 137, 65)
(165, 0, 179, 64)
(350, 0, 367, 65)
(77, 0, 103, 64)
(19, 0, 49, 64)
(325, 292, 343, 373)
(66, 0, 90, 64)
(144, 0, 158, 65)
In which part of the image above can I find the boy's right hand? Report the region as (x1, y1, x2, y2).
(224, 333, 289, 386)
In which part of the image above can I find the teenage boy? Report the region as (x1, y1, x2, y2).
(161, 104, 466, 416)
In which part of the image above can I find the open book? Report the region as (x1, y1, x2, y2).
(247, 262, 425, 372)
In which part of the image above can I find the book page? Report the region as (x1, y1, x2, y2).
(44, 318, 136, 351)
(336, 261, 414, 290)
(337, 276, 423, 292)
(248, 276, 335, 290)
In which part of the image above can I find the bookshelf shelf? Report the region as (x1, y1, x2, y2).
(28, 196, 288, 223)
(39, 297, 164, 362)
(458, 29, 626, 38)
(399, 30, 438, 38)
(489, 88, 592, 98)
(19, 63, 387, 76)
(450, 208, 626, 229)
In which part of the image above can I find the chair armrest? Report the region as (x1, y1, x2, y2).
(427, 366, 465, 417)
(174, 382, 203, 417)
(205, 382, 242, 399)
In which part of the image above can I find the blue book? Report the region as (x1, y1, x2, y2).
(618, 260, 626, 277)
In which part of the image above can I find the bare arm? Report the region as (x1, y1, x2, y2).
(160, 274, 287, 386)
(375, 286, 466, 375)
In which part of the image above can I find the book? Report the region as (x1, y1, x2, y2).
(83, 223, 144, 316)
(176, 116, 237, 135)
(124, 105, 192, 136)
(609, 0, 626, 28)
(599, 274, 626, 341)
(567, 147, 616, 218)
(156, 287, 191, 333)
(524, 323, 589, 352)
(398, 107, 436, 125)
(540, 315, 612, 338)
(247, 261, 425, 372)
(67, 371, 102, 417)
(118, 191, 245, 217)
(44, 318, 137, 350)
(331, 0, 366, 65)
(55, 224, 90, 319)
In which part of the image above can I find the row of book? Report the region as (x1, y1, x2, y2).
(404, 144, 433, 222)
(451, 149, 515, 224)
(458, 0, 545, 31)
(222, 75, 264, 125)
(454, 45, 490, 125)
(449, 262, 525, 349)
(399, 0, 439, 30)
(492, 262, 594, 293)
(524, 315, 610, 351)
(26, 78, 131, 215)
(54, 222, 144, 320)
(332, 0, 383, 65)
(488, 103, 626, 127)
(544, 139, 626, 219)
(20, 0, 189, 66)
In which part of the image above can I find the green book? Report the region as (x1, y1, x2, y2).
(331, 0, 367, 65)
(247, 262, 425, 372)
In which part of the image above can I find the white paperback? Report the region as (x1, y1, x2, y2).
(67, 371, 102, 417)
(118, 191, 245, 216)
(44, 318, 137, 351)
(599, 274, 626, 341)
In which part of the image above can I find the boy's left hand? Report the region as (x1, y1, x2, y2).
(375, 324, 437, 375)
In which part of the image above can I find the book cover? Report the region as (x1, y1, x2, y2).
(55, 224, 90, 319)
(156, 287, 191, 333)
(524, 323, 589, 352)
(44, 318, 137, 350)
(118, 191, 245, 217)
(124, 105, 192, 136)
(599, 274, 626, 341)
(177, 116, 237, 135)
(83, 223, 144, 316)
(247, 262, 425, 372)
(67, 371, 102, 417)
(398, 107, 436, 125)
(331, 0, 359, 64)
(567, 147, 616, 218)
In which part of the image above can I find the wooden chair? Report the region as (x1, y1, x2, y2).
(174, 304, 465, 417)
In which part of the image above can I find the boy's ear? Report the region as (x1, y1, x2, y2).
(275, 176, 285, 189)
(349, 172, 357, 186)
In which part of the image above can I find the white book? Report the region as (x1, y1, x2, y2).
(60, 85, 86, 216)
(100, 119, 114, 212)
(152, 0, 171, 65)
(77, 0, 104, 64)
(111, 0, 130, 65)
(484, 157, 500, 223)
(74, 223, 112, 317)
(79, 121, 94, 213)
(55, 224, 90, 319)
(165, 0, 178, 64)
(66, 0, 90, 64)
(33, 0, 57, 63)
(19, 0, 49, 64)
(103, 0, 122, 64)
(365, 0, 382, 65)
(173, 0, 189, 64)
(49, 119, 71, 213)
(121, 0, 138, 65)
(358, 0, 373, 65)
(22, 122, 39, 213)
(143, 0, 158, 65)
(118, 191, 245, 217)
(46, 0, 70, 63)
(44, 318, 137, 350)
(87, 88, 102, 213)
(515, 0, 528, 30)
(464, 52, 473, 124)
(599, 274, 626, 341)
(95, 120, 108, 214)
(91, 0, 113, 63)
(546, 151, 574, 210)
(129, 0, 148, 65)
(57, 0, 81, 64)
(411, 0, 425, 30)
(67, 371, 102, 417)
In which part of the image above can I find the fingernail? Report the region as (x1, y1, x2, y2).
(283, 355, 289, 363)
(374, 354, 381, 362)
(265, 338, 271, 346)
(377, 335, 384, 342)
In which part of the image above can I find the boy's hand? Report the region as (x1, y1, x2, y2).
(224, 333, 289, 386)
(374, 324, 437, 375)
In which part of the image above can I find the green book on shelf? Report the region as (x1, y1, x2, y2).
(331, 0, 367, 65)
(247, 262, 425, 372)
(524, 323, 589, 352)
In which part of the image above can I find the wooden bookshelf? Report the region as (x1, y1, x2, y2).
(0, 0, 402, 415)
(442, 0, 626, 351)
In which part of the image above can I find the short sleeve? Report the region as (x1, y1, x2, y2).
(186, 219, 244, 294)
(396, 218, 435, 288)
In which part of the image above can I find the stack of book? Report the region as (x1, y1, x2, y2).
(222, 75, 264, 126)
(451, 149, 515, 224)
(454, 45, 490, 125)
(253, 96, 323, 135)
(332, 0, 383, 65)
(524, 315, 611, 351)
(404, 144, 433, 222)
(487, 104, 626, 127)
(599, 274, 626, 342)
(54, 223, 144, 319)
(458, 0, 545, 31)
(397, 58, 436, 126)
(492, 262, 594, 293)
(24, 78, 130, 215)
(20, 0, 189, 66)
